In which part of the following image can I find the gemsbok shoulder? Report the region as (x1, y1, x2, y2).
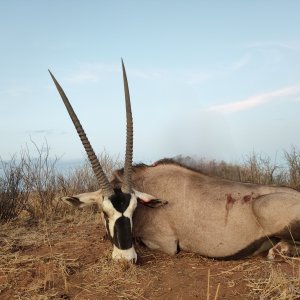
(49, 61, 300, 263)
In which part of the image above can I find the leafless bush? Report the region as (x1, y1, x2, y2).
(57, 150, 122, 198)
(284, 146, 300, 190)
(20, 142, 59, 220)
(175, 152, 289, 188)
(175, 155, 246, 181)
(0, 142, 123, 223)
(0, 156, 30, 223)
(240, 152, 286, 186)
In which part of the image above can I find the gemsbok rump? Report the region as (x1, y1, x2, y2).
(49, 61, 300, 262)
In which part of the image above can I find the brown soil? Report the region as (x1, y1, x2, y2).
(1, 216, 299, 299)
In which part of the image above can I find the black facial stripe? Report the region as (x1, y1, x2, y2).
(113, 216, 133, 250)
(109, 192, 132, 213)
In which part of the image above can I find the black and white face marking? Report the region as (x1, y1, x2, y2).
(102, 190, 137, 262)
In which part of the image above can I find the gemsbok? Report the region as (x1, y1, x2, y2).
(49, 61, 300, 262)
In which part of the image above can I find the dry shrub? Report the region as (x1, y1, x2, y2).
(0, 141, 122, 223)
(21, 142, 59, 220)
(284, 146, 300, 191)
(57, 150, 122, 197)
(0, 156, 30, 223)
(176, 151, 291, 188)
(241, 152, 282, 185)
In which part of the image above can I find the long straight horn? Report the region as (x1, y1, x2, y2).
(121, 60, 133, 193)
(48, 70, 114, 197)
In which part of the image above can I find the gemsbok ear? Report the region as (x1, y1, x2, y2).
(61, 191, 102, 208)
(133, 189, 168, 208)
(61, 196, 82, 208)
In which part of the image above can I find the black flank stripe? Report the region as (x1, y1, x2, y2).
(215, 237, 281, 260)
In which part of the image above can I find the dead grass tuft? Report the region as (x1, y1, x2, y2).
(75, 253, 151, 299)
(247, 260, 300, 300)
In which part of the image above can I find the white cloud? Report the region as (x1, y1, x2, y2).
(63, 63, 117, 84)
(63, 62, 166, 84)
(207, 84, 300, 113)
(231, 54, 251, 71)
(62, 62, 210, 86)
(0, 87, 36, 99)
(246, 41, 300, 51)
(0, 89, 23, 97)
(65, 71, 99, 84)
(183, 72, 211, 85)
(127, 68, 167, 80)
(24, 129, 67, 135)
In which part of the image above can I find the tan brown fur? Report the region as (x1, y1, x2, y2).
(111, 160, 300, 258)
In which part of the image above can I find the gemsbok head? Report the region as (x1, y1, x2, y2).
(49, 61, 165, 263)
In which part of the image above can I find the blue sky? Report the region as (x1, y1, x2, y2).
(1, 1, 300, 165)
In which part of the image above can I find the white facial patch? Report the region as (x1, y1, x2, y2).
(102, 198, 123, 238)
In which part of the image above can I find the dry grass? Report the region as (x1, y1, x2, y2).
(247, 260, 300, 299)
(1, 217, 300, 299)
(0, 218, 155, 299)
(0, 223, 76, 299)
(76, 259, 150, 299)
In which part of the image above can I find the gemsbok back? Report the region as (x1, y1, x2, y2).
(50, 61, 300, 262)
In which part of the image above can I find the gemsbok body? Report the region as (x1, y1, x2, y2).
(50, 62, 300, 262)
(111, 160, 300, 260)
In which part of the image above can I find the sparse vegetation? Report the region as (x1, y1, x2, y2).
(0, 156, 30, 223)
(0, 143, 122, 224)
(1, 144, 300, 299)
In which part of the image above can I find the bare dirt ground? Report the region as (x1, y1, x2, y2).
(1, 214, 300, 300)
